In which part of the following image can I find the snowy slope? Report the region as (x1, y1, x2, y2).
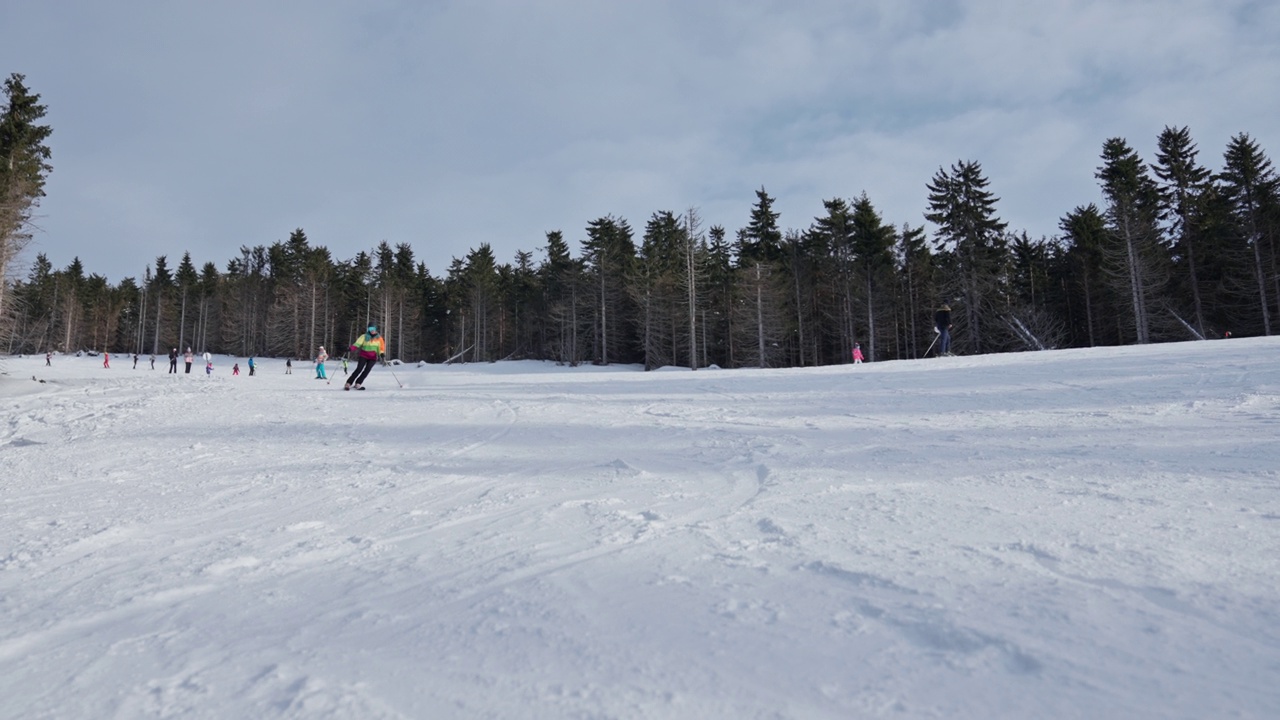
(2, 341, 1278, 719)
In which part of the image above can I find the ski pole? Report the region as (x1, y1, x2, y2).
(386, 362, 404, 388)
(924, 332, 939, 358)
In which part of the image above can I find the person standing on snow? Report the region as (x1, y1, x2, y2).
(934, 304, 953, 356)
(233, 363, 240, 376)
(103, 351, 110, 369)
(169, 347, 178, 373)
(345, 325, 385, 391)
(285, 358, 292, 374)
(184, 347, 194, 373)
(248, 356, 256, 376)
(315, 346, 328, 380)
(852, 343, 864, 364)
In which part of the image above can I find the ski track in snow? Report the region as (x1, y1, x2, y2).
(2, 341, 1279, 719)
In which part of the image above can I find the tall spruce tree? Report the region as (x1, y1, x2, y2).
(0, 74, 53, 336)
(895, 223, 934, 358)
(703, 225, 735, 367)
(925, 160, 1008, 354)
(175, 252, 198, 352)
(634, 211, 684, 369)
(738, 187, 784, 266)
(810, 198, 856, 358)
(1153, 126, 1212, 338)
(1059, 204, 1110, 347)
(849, 193, 896, 360)
(581, 215, 636, 365)
(1218, 133, 1280, 335)
(538, 230, 583, 364)
(1096, 138, 1165, 344)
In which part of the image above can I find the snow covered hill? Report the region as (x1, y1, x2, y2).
(2, 340, 1278, 719)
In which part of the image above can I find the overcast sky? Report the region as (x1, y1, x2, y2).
(4, 0, 1278, 283)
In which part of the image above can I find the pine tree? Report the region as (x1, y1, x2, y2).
(149, 256, 173, 355)
(1218, 133, 1280, 335)
(581, 215, 636, 365)
(1096, 138, 1166, 344)
(809, 198, 856, 359)
(634, 211, 685, 370)
(849, 193, 896, 360)
(925, 160, 1008, 353)
(703, 225, 735, 367)
(895, 223, 935, 358)
(738, 187, 784, 266)
(0, 74, 53, 338)
(1059, 204, 1110, 347)
(175, 252, 198, 352)
(1153, 126, 1212, 338)
(538, 230, 584, 364)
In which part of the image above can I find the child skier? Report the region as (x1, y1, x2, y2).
(315, 346, 328, 380)
(345, 326, 385, 391)
(233, 363, 240, 376)
(852, 343, 864, 364)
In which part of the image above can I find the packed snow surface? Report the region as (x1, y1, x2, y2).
(2, 340, 1279, 719)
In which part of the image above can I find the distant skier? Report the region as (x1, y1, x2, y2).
(149, 354, 156, 370)
(205, 359, 213, 376)
(345, 325, 385, 391)
(248, 357, 256, 376)
(184, 347, 194, 374)
(934, 304, 953, 356)
(285, 358, 292, 375)
(315, 346, 328, 380)
(852, 343, 864, 364)
(103, 351, 110, 369)
(169, 347, 178, 373)
(132, 353, 139, 369)
(45, 352, 51, 367)
(233, 363, 240, 376)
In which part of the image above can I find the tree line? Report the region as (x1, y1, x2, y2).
(3, 74, 1278, 368)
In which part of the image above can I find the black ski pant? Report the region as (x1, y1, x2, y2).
(350, 357, 376, 387)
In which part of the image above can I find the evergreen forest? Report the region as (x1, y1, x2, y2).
(3, 74, 1279, 368)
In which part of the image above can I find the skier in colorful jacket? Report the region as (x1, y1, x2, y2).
(346, 326, 385, 391)
(315, 346, 328, 380)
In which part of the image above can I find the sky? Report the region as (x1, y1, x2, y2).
(3, 338, 1279, 717)
(3, 0, 1279, 283)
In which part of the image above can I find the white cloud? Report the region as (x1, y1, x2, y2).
(3, 0, 1277, 279)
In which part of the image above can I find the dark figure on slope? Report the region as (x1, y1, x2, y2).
(345, 326, 385, 391)
(934, 304, 953, 356)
